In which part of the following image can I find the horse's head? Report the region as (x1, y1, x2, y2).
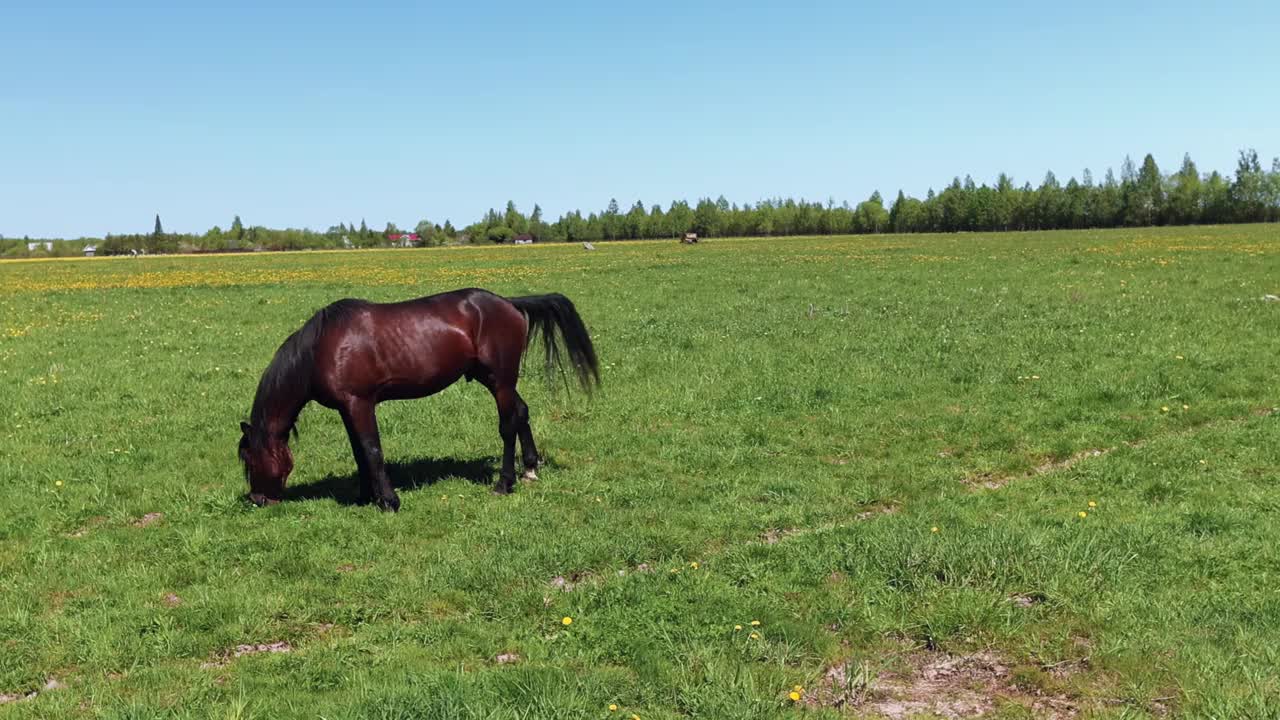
(238, 421, 294, 506)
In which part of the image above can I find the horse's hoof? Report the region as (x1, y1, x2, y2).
(377, 495, 401, 512)
(521, 469, 538, 482)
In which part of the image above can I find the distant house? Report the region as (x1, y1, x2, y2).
(387, 232, 420, 248)
(83, 245, 97, 257)
(27, 241, 53, 252)
(513, 234, 534, 245)
(682, 232, 699, 244)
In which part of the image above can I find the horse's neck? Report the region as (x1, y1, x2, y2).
(253, 381, 310, 436)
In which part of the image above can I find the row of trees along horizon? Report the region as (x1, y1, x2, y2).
(3, 149, 1278, 258)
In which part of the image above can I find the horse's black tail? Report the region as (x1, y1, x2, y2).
(507, 293, 600, 393)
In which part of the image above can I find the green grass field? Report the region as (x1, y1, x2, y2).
(2, 225, 1278, 719)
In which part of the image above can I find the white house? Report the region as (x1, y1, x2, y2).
(27, 241, 53, 252)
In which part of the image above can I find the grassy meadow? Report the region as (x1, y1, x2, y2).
(1, 225, 1279, 719)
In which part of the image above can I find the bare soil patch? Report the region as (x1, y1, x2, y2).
(809, 651, 1080, 719)
(201, 641, 293, 669)
(131, 512, 164, 528)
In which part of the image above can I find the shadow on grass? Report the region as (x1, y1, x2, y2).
(281, 456, 498, 505)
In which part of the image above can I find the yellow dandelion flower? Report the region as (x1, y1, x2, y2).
(1161, 406, 1169, 413)
(561, 616, 573, 626)
(1175, 355, 1184, 360)
(750, 632, 760, 639)
(1183, 404, 1189, 410)
(734, 624, 742, 631)
(751, 620, 761, 626)
(789, 691, 802, 702)
(1088, 501, 1097, 508)
(609, 704, 618, 712)
(55, 480, 63, 487)
(690, 562, 699, 569)
(1078, 511, 1088, 519)
(931, 526, 939, 533)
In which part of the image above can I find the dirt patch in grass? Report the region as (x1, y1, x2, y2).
(549, 571, 593, 591)
(162, 593, 182, 607)
(1009, 592, 1047, 608)
(967, 449, 1110, 490)
(68, 515, 108, 538)
(495, 652, 521, 665)
(0, 678, 64, 706)
(856, 505, 898, 521)
(761, 506, 898, 545)
(131, 512, 164, 528)
(970, 408, 1279, 491)
(0, 691, 36, 705)
(809, 651, 1080, 719)
(201, 641, 293, 669)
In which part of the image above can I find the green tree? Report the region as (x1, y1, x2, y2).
(855, 191, 889, 233)
(1269, 157, 1280, 222)
(994, 173, 1016, 230)
(691, 198, 721, 237)
(1202, 171, 1232, 223)
(504, 201, 528, 235)
(1035, 171, 1062, 229)
(625, 201, 647, 239)
(1230, 149, 1267, 222)
(529, 204, 544, 240)
(1168, 154, 1202, 225)
(1136, 153, 1165, 225)
(487, 225, 514, 243)
(602, 198, 621, 240)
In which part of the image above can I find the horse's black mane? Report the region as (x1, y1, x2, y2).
(247, 298, 366, 435)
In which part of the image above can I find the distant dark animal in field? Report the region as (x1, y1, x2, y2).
(238, 288, 599, 511)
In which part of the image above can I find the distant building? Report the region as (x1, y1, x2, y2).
(682, 232, 699, 244)
(387, 232, 420, 248)
(514, 234, 534, 245)
(83, 245, 97, 257)
(27, 241, 53, 252)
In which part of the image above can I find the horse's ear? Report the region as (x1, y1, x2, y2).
(240, 421, 252, 435)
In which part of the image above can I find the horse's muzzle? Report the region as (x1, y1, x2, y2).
(249, 493, 281, 507)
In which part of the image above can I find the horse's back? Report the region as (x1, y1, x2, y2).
(311, 291, 493, 405)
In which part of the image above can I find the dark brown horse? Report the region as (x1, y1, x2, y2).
(238, 288, 599, 511)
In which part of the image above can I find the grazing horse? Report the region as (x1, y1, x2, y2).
(237, 288, 599, 511)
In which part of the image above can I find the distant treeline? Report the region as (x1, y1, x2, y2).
(3, 149, 1277, 258)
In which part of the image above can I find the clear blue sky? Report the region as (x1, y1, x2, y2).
(3, 1, 1277, 238)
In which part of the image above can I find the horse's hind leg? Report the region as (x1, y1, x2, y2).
(515, 390, 539, 481)
(491, 383, 520, 495)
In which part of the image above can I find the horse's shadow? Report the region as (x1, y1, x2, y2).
(281, 456, 497, 505)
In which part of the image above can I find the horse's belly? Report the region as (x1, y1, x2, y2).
(376, 369, 465, 402)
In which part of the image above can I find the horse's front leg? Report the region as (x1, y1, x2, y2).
(339, 399, 400, 512)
